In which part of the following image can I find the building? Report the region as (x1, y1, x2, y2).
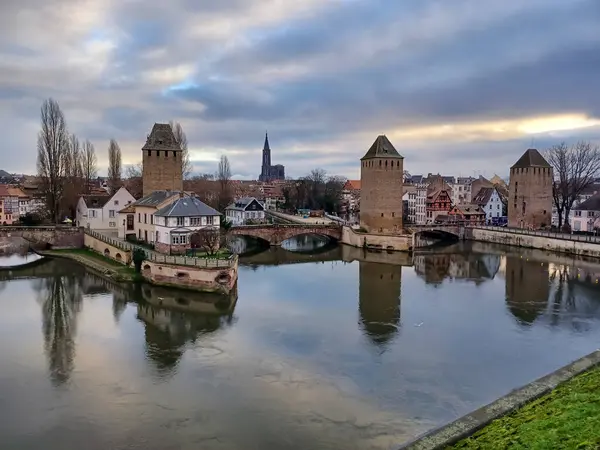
(403, 185, 416, 224)
(446, 204, 486, 225)
(142, 123, 183, 197)
(225, 197, 266, 225)
(553, 183, 600, 227)
(425, 185, 453, 224)
(258, 133, 285, 182)
(359, 135, 404, 233)
(121, 190, 181, 244)
(415, 183, 428, 225)
(154, 193, 221, 254)
(0, 186, 15, 224)
(341, 180, 361, 221)
(449, 177, 475, 205)
(76, 187, 136, 232)
(508, 149, 553, 229)
(472, 186, 507, 224)
(570, 193, 600, 232)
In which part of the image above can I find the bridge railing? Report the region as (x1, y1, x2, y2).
(84, 229, 237, 268)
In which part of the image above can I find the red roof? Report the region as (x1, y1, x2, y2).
(344, 180, 361, 190)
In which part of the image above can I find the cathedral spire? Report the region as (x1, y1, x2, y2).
(263, 131, 270, 151)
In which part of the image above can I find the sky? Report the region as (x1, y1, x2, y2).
(1, 0, 600, 180)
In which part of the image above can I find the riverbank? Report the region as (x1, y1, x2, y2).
(39, 249, 140, 282)
(450, 365, 600, 449)
(400, 350, 600, 449)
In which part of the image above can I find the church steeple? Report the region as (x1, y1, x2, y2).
(263, 131, 270, 151)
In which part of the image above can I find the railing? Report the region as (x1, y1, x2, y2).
(474, 226, 600, 244)
(84, 229, 237, 268)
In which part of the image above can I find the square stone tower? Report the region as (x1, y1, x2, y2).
(508, 148, 553, 229)
(360, 135, 404, 233)
(142, 123, 183, 197)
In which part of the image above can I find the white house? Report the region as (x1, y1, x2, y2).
(225, 197, 266, 225)
(76, 187, 136, 233)
(153, 193, 221, 254)
(472, 186, 507, 224)
(570, 193, 600, 232)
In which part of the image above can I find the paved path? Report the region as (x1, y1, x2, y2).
(267, 210, 334, 225)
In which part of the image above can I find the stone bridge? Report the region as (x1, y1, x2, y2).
(405, 225, 465, 249)
(0, 226, 84, 249)
(230, 224, 342, 246)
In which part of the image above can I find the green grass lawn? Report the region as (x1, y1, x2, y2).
(449, 366, 600, 450)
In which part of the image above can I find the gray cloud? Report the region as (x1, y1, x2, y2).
(0, 0, 599, 178)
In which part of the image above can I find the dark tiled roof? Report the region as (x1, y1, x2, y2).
(155, 194, 221, 217)
(511, 148, 551, 169)
(83, 195, 111, 208)
(575, 193, 600, 211)
(226, 197, 264, 212)
(472, 187, 494, 206)
(361, 135, 403, 160)
(456, 204, 485, 215)
(133, 190, 179, 207)
(142, 123, 181, 151)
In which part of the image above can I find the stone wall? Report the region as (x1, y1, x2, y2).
(341, 226, 411, 251)
(360, 157, 404, 233)
(468, 227, 600, 258)
(0, 226, 84, 249)
(84, 233, 132, 264)
(141, 260, 237, 294)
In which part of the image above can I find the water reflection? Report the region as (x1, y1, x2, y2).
(413, 250, 501, 285)
(33, 274, 83, 386)
(505, 255, 550, 325)
(137, 284, 238, 379)
(358, 262, 401, 348)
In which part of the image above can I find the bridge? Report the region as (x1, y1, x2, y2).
(0, 226, 83, 248)
(230, 223, 342, 246)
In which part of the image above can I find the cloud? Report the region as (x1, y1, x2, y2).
(0, 0, 599, 177)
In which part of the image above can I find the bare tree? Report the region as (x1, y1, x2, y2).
(191, 228, 221, 255)
(170, 121, 192, 179)
(107, 139, 122, 194)
(216, 154, 232, 211)
(62, 133, 84, 218)
(81, 140, 97, 194)
(37, 98, 69, 223)
(547, 141, 600, 229)
(124, 162, 143, 199)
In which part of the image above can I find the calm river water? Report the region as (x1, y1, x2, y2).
(1, 238, 600, 449)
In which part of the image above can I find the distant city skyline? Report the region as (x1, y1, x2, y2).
(1, 1, 598, 179)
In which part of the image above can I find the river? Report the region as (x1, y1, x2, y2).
(1, 238, 600, 449)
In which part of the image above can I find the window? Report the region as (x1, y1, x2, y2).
(109, 210, 115, 218)
(190, 217, 201, 226)
(109, 222, 116, 227)
(575, 211, 582, 217)
(147, 150, 151, 156)
(177, 217, 184, 226)
(588, 211, 595, 218)
(144, 213, 147, 224)
(172, 234, 188, 245)
(207, 216, 213, 225)
(114, 200, 119, 206)
(151, 215, 153, 225)
(138, 213, 141, 222)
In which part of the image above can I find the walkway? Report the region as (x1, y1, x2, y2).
(266, 210, 334, 225)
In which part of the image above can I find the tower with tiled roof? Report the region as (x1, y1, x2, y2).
(142, 123, 183, 197)
(359, 135, 404, 233)
(508, 148, 553, 229)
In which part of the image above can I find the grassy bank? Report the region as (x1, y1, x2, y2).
(450, 366, 600, 449)
(42, 248, 140, 281)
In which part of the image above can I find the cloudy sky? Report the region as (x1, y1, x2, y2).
(2, 0, 600, 180)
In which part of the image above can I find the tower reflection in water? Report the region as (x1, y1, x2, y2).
(505, 255, 550, 325)
(358, 261, 402, 348)
(136, 283, 238, 379)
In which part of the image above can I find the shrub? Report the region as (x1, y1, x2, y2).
(132, 248, 147, 273)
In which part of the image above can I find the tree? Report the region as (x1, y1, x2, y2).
(216, 154, 232, 212)
(107, 139, 122, 194)
(547, 141, 600, 229)
(124, 162, 143, 199)
(37, 98, 69, 223)
(81, 139, 97, 194)
(191, 228, 221, 255)
(132, 248, 146, 273)
(170, 121, 192, 179)
(63, 133, 83, 218)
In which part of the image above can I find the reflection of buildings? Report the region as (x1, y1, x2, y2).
(137, 284, 238, 378)
(35, 274, 84, 386)
(505, 255, 549, 324)
(413, 252, 501, 285)
(358, 262, 402, 347)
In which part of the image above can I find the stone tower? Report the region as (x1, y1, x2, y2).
(360, 135, 404, 233)
(508, 148, 553, 229)
(142, 123, 183, 197)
